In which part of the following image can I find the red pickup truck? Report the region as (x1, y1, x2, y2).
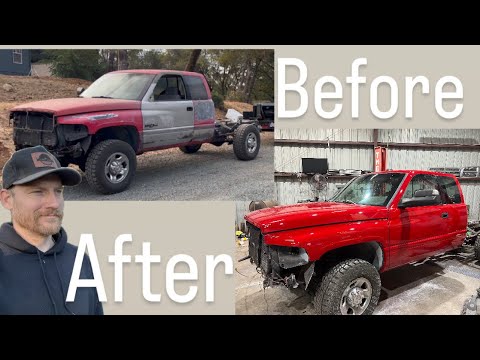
(9, 70, 261, 194)
(245, 170, 472, 315)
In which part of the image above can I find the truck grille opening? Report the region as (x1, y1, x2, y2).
(11, 111, 57, 147)
(247, 223, 271, 275)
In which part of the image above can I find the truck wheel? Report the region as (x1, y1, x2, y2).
(233, 124, 260, 160)
(475, 236, 480, 261)
(179, 144, 202, 154)
(85, 139, 136, 194)
(313, 258, 381, 315)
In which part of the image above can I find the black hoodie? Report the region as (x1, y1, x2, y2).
(0, 223, 103, 315)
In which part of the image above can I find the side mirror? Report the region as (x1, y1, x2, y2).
(77, 87, 85, 96)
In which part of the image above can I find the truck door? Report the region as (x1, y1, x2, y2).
(388, 174, 450, 268)
(436, 175, 468, 249)
(183, 75, 215, 142)
(141, 75, 194, 149)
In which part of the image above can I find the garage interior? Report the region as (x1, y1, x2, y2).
(235, 128, 480, 315)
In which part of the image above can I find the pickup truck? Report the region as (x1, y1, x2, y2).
(244, 170, 474, 315)
(9, 70, 261, 194)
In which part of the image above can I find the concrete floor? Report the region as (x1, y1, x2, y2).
(235, 241, 480, 315)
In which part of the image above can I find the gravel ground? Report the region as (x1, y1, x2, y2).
(64, 131, 274, 201)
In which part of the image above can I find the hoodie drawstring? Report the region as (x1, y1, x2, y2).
(54, 252, 75, 315)
(37, 250, 58, 315)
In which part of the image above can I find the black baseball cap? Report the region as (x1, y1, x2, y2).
(1, 146, 82, 189)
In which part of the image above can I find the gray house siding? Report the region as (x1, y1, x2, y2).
(0, 50, 31, 75)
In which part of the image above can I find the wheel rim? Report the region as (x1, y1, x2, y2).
(104, 152, 129, 184)
(340, 277, 372, 315)
(246, 133, 257, 153)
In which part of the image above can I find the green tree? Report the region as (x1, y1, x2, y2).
(202, 50, 274, 103)
(46, 50, 107, 81)
(185, 50, 202, 71)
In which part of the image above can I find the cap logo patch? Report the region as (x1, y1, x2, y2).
(31, 152, 57, 168)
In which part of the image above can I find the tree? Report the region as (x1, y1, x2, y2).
(185, 50, 202, 71)
(46, 50, 107, 81)
(118, 50, 128, 70)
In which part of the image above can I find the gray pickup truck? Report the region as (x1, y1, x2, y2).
(10, 70, 261, 194)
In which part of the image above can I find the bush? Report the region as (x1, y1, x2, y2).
(212, 92, 224, 110)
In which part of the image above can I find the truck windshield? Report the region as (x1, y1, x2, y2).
(330, 173, 405, 206)
(80, 73, 155, 100)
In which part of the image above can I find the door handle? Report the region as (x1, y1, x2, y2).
(441, 212, 448, 218)
(186, 107, 193, 111)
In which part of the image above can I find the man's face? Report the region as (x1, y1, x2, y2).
(0, 174, 64, 237)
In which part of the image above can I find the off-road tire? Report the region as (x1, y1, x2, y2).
(179, 144, 202, 154)
(85, 139, 136, 194)
(233, 124, 260, 160)
(313, 258, 381, 315)
(475, 236, 480, 261)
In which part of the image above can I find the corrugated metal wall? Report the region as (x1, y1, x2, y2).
(459, 183, 480, 220)
(388, 149, 480, 170)
(275, 128, 374, 142)
(235, 201, 250, 232)
(276, 146, 373, 173)
(275, 129, 480, 221)
(275, 178, 350, 204)
(275, 128, 480, 144)
(377, 129, 480, 144)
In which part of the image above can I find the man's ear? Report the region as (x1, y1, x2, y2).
(0, 189, 13, 210)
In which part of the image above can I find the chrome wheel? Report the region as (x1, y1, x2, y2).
(104, 152, 129, 183)
(246, 132, 257, 153)
(340, 277, 372, 315)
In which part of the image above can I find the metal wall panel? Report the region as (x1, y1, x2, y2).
(378, 129, 480, 144)
(275, 146, 373, 173)
(275, 129, 480, 144)
(235, 201, 250, 232)
(459, 183, 480, 221)
(275, 128, 373, 142)
(275, 178, 350, 205)
(388, 149, 480, 170)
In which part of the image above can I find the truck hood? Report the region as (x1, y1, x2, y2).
(10, 98, 141, 116)
(245, 202, 388, 234)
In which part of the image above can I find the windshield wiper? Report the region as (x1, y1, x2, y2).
(92, 96, 113, 99)
(341, 200, 357, 205)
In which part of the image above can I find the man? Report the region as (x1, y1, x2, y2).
(0, 146, 103, 315)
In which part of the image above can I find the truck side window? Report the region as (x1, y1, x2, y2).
(184, 75, 208, 100)
(402, 174, 442, 206)
(436, 176, 462, 204)
(151, 75, 186, 101)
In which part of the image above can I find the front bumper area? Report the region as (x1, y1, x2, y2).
(247, 222, 314, 289)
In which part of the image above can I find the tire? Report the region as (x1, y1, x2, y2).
(85, 139, 136, 194)
(179, 144, 202, 154)
(475, 236, 480, 261)
(313, 258, 381, 315)
(233, 124, 260, 160)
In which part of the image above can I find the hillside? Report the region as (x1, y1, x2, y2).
(0, 74, 253, 183)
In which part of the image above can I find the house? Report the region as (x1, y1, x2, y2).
(0, 49, 31, 76)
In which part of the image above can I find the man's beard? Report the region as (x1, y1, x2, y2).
(12, 208, 64, 237)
